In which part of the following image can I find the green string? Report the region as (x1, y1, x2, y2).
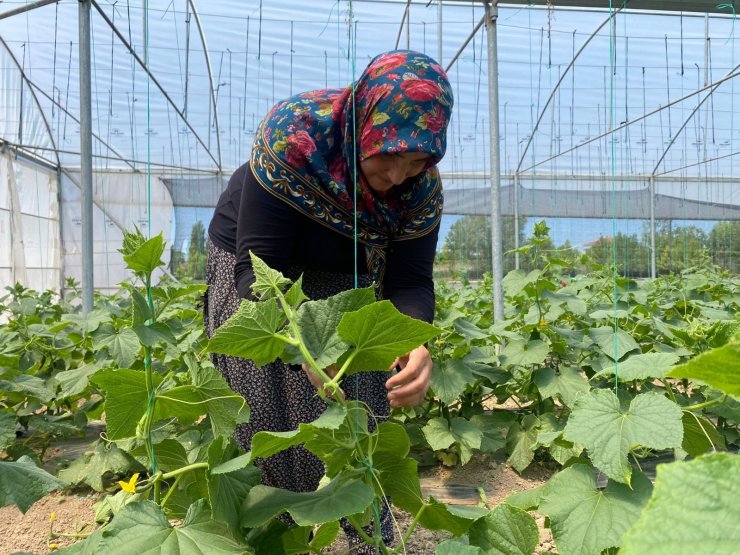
(717, 2, 736, 43)
(143, 0, 157, 478)
(609, 1, 619, 395)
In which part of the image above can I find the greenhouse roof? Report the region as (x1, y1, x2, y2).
(1, 0, 739, 208)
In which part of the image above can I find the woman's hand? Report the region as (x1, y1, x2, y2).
(385, 345, 432, 408)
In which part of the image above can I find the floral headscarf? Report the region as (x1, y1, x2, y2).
(250, 50, 454, 282)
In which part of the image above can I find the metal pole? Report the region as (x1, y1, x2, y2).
(514, 173, 520, 270)
(649, 176, 656, 278)
(0, 0, 60, 21)
(484, 0, 504, 321)
(79, 0, 94, 313)
(445, 15, 485, 73)
(437, 0, 443, 64)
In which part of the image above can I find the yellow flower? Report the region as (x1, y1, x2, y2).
(539, 319, 548, 327)
(49, 512, 56, 522)
(49, 543, 59, 550)
(118, 472, 140, 494)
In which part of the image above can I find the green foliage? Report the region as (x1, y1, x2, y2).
(668, 332, 740, 397)
(620, 453, 740, 555)
(0, 456, 66, 513)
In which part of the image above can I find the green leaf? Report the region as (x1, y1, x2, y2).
(60, 309, 111, 334)
(503, 269, 541, 297)
(93, 324, 141, 368)
(156, 364, 250, 438)
(563, 390, 683, 484)
(284, 275, 309, 309)
(133, 322, 177, 347)
(282, 521, 340, 555)
(422, 417, 483, 465)
(337, 301, 441, 373)
(55, 363, 100, 398)
(668, 334, 740, 397)
(93, 500, 251, 554)
(241, 477, 375, 527)
(436, 539, 482, 555)
(208, 437, 261, 540)
(207, 299, 288, 365)
(589, 327, 639, 361)
(0, 374, 56, 403)
(0, 412, 17, 451)
(123, 234, 166, 276)
(470, 413, 507, 454)
(92, 369, 159, 439)
(500, 340, 549, 367)
(58, 439, 136, 492)
(249, 251, 292, 300)
(593, 352, 680, 381)
(505, 484, 545, 511)
(127, 286, 153, 326)
(533, 367, 589, 408)
(453, 318, 490, 340)
(681, 412, 725, 457)
(430, 358, 474, 405)
(620, 453, 740, 555)
(539, 464, 652, 555)
(295, 287, 376, 369)
(503, 414, 539, 473)
(468, 503, 539, 555)
(310, 520, 340, 550)
(0, 456, 65, 513)
(211, 453, 253, 475)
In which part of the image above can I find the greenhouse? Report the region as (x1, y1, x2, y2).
(0, 1, 738, 554)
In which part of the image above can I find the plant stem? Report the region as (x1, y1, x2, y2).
(660, 379, 678, 403)
(160, 472, 184, 508)
(401, 504, 426, 547)
(684, 395, 727, 411)
(160, 462, 209, 480)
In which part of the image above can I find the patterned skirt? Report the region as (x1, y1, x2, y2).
(204, 242, 393, 552)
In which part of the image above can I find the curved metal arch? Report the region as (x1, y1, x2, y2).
(518, 68, 740, 175)
(90, 0, 219, 169)
(651, 61, 740, 177)
(0, 36, 60, 167)
(515, 6, 624, 174)
(188, 0, 222, 171)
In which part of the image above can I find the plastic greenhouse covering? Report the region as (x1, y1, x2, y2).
(0, 0, 739, 292)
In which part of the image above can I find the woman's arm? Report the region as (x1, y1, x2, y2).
(382, 223, 440, 407)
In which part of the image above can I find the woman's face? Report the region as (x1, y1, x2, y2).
(359, 152, 431, 193)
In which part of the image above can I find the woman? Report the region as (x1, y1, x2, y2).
(205, 50, 453, 551)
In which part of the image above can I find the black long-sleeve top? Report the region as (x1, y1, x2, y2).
(208, 163, 438, 323)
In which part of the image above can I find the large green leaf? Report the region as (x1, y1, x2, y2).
(422, 417, 483, 465)
(681, 412, 725, 457)
(295, 287, 376, 369)
(241, 477, 375, 527)
(468, 503, 539, 555)
(249, 251, 292, 300)
(92, 369, 160, 439)
(0, 374, 56, 403)
(533, 366, 589, 408)
(620, 453, 740, 555)
(0, 412, 16, 450)
(206, 299, 288, 365)
(589, 327, 639, 361)
(668, 334, 740, 397)
(436, 540, 482, 555)
(538, 464, 653, 555)
(58, 439, 136, 492)
(0, 455, 65, 513)
(507, 415, 540, 473)
(93, 324, 141, 368)
(337, 301, 441, 373)
(593, 352, 680, 381)
(563, 390, 683, 484)
(92, 500, 251, 554)
(123, 234, 166, 277)
(430, 358, 474, 405)
(54, 363, 101, 398)
(207, 437, 261, 540)
(500, 340, 549, 367)
(251, 404, 347, 459)
(156, 364, 250, 438)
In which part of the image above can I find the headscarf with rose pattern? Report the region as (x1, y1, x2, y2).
(249, 50, 453, 283)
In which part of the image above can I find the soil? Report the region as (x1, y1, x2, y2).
(0, 454, 556, 555)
